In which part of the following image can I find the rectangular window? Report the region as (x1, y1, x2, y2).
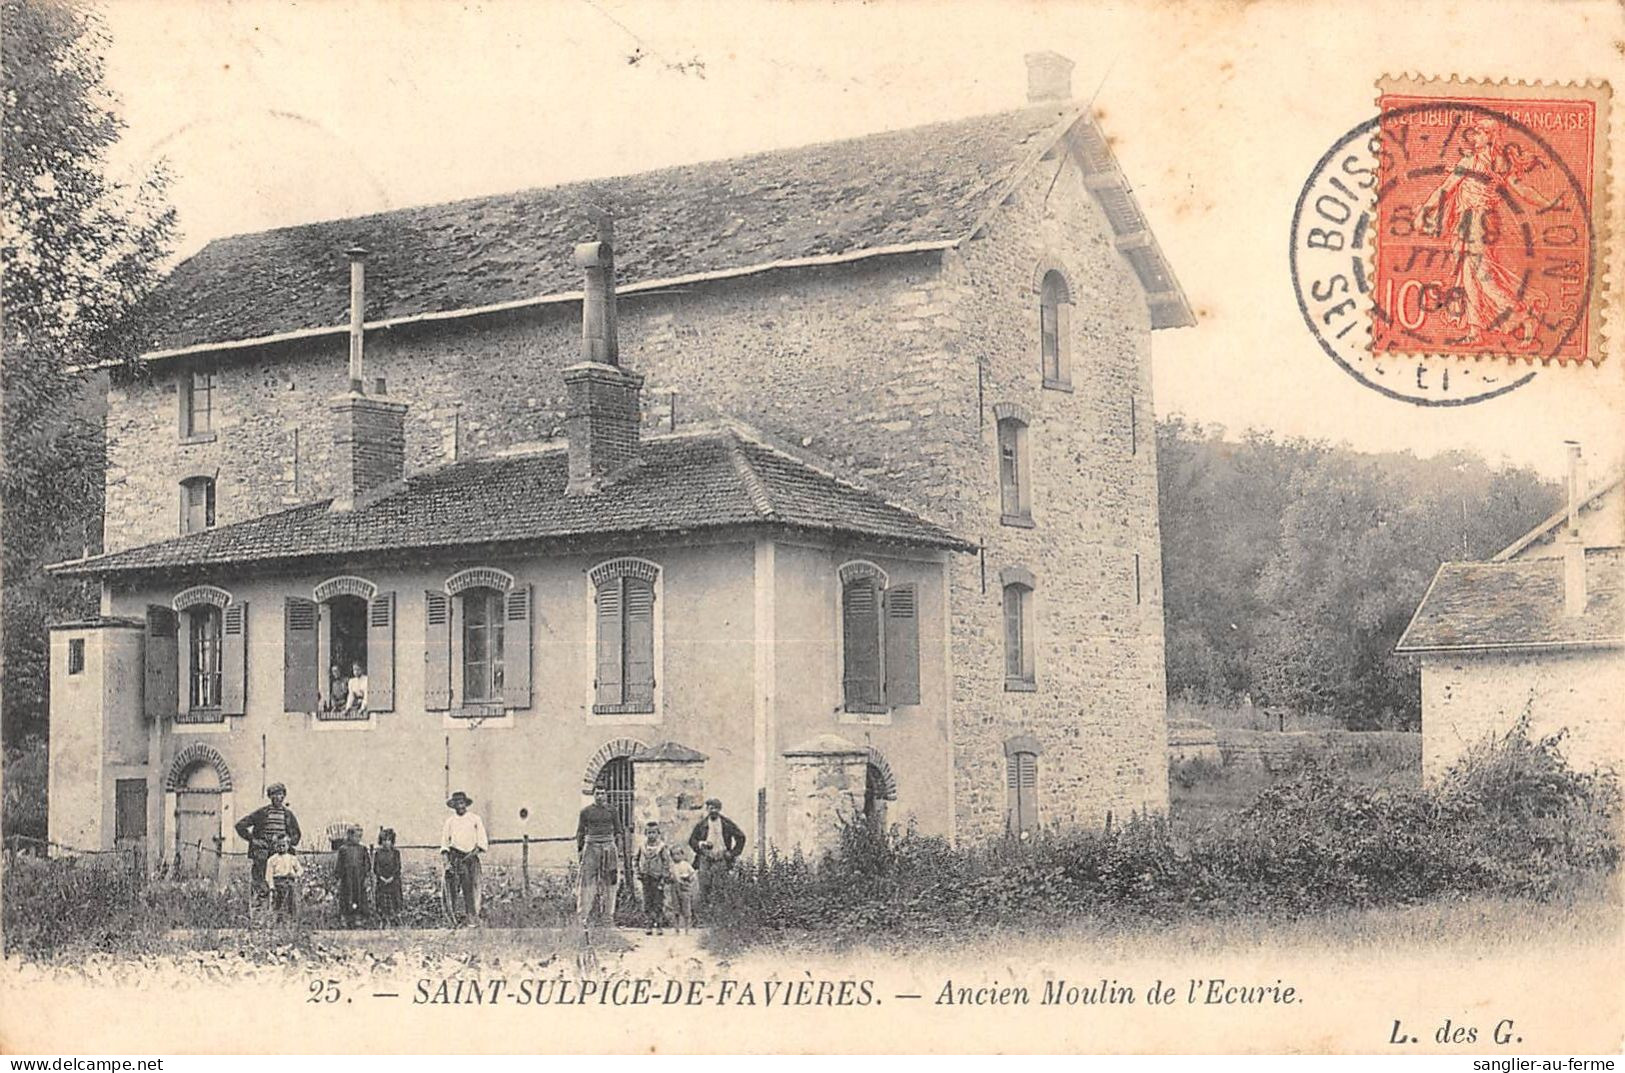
(183, 370, 214, 438)
(462, 588, 505, 704)
(189, 607, 222, 710)
(182, 478, 215, 534)
(1040, 302, 1060, 383)
(841, 577, 885, 713)
(594, 575, 656, 714)
(67, 638, 86, 675)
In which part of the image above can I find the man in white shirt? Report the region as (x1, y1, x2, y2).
(440, 790, 487, 925)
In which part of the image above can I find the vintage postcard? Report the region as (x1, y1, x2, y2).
(1, 0, 1622, 1057)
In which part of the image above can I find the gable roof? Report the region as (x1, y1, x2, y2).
(1394, 549, 1624, 653)
(138, 103, 1193, 359)
(1492, 470, 1624, 561)
(49, 425, 972, 580)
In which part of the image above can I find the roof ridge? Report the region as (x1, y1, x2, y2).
(724, 433, 778, 520)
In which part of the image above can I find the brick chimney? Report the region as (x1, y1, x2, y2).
(330, 246, 407, 511)
(564, 217, 642, 496)
(1025, 51, 1074, 103)
(1562, 441, 1587, 616)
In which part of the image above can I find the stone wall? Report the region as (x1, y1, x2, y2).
(1420, 648, 1624, 783)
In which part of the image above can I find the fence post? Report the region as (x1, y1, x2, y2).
(521, 833, 531, 898)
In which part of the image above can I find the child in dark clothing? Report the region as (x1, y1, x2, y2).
(634, 822, 674, 936)
(372, 828, 402, 925)
(334, 825, 370, 927)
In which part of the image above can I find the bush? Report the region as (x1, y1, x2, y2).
(709, 722, 1619, 949)
(3, 736, 47, 843)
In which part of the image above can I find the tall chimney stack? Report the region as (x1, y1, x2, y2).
(330, 245, 407, 511)
(346, 246, 368, 392)
(1025, 51, 1074, 103)
(1562, 440, 1587, 617)
(564, 216, 642, 496)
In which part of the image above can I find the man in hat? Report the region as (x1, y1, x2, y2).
(235, 782, 302, 907)
(440, 791, 487, 925)
(687, 797, 745, 918)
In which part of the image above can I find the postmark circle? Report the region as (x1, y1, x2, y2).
(1290, 99, 1595, 406)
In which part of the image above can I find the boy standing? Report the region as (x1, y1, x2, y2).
(267, 836, 303, 920)
(634, 822, 674, 936)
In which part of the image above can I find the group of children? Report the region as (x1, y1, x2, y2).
(262, 827, 402, 924)
(633, 822, 697, 935)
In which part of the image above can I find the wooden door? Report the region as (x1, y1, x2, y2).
(115, 779, 148, 873)
(174, 764, 222, 880)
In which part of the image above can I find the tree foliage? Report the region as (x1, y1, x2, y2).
(1157, 419, 1560, 728)
(1, 0, 173, 740)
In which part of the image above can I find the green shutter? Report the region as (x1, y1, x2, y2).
(883, 584, 920, 707)
(595, 580, 623, 707)
(423, 590, 450, 711)
(368, 592, 395, 712)
(221, 602, 247, 715)
(842, 578, 883, 712)
(282, 597, 318, 712)
(504, 584, 533, 710)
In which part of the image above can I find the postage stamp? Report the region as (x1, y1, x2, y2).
(1372, 77, 1610, 365)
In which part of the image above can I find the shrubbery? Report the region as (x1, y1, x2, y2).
(710, 723, 1619, 948)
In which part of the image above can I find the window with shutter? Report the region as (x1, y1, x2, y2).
(220, 602, 247, 715)
(180, 476, 215, 534)
(423, 590, 451, 710)
(461, 587, 505, 704)
(1007, 751, 1039, 836)
(842, 577, 885, 713)
(282, 597, 319, 712)
(144, 606, 178, 721)
(503, 584, 533, 710)
(594, 580, 623, 709)
(593, 573, 656, 715)
(882, 584, 920, 707)
(367, 592, 395, 712)
(187, 606, 223, 714)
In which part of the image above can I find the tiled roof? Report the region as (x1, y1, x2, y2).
(140, 103, 1192, 355)
(51, 427, 972, 579)
(1395, 549, 1625, 652)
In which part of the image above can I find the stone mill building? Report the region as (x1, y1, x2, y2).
(47, 53, 1193, 873)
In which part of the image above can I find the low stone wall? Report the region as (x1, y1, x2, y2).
(1215, 729, 1421, 774)
(1167, 719, 1220, 763)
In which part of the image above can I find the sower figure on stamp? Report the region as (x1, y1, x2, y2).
(687, 797, 745, 920)
(440, 791, 487, 926)
(575, 786, 624, 933)
(234, 782, 301, 911)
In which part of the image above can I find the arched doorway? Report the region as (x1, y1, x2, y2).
(863, 749, 897, 828)
(174, 762, 223, 880)
(593, 756, 636, 833)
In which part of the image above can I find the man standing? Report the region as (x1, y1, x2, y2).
(235, 782, 301, 908)
(575, 787, 624, 931)
(440, 791, 487, 926)
(687, 797, 746, 917)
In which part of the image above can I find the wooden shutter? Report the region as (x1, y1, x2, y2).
(504, 584, 533, 710)
(143, 606, 178, 721)
(282, 597, 318, 712)
(1007, 752, 1038, 835)
(1003, 585, 1025, 680)
(368, 592, 395, 712)
(221, 602, 247, 715)
(842, 578, 883, 711)
(624, 578, 655, 709)
(883, 584, 920, 707)
(1055, 302, 1073, 383)
(424, 590, 451, 711)
(595, 580, 623, 707)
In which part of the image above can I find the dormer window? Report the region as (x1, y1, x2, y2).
(180, 476, 215, 534)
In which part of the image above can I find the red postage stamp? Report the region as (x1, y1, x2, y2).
(1372, 77, 1610, 364)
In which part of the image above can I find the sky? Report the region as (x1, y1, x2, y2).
(97, 0, 1625, 478)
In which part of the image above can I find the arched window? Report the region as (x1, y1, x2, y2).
(173, 586, 241, 720)
(1005, 735, 1042, 838)
(180, 475, 215, 534)
(591, 559, 659, 716)
(1038, 269, 1073, 388)
(424, 568, 532, 715)
(996, 417, 1031, 523)
(462, 586, 506, 704)
(1002, 580, 1035, 690)
(838, 561, 920, 714)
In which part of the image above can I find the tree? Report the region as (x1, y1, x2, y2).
(1, 0, 174, 744)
